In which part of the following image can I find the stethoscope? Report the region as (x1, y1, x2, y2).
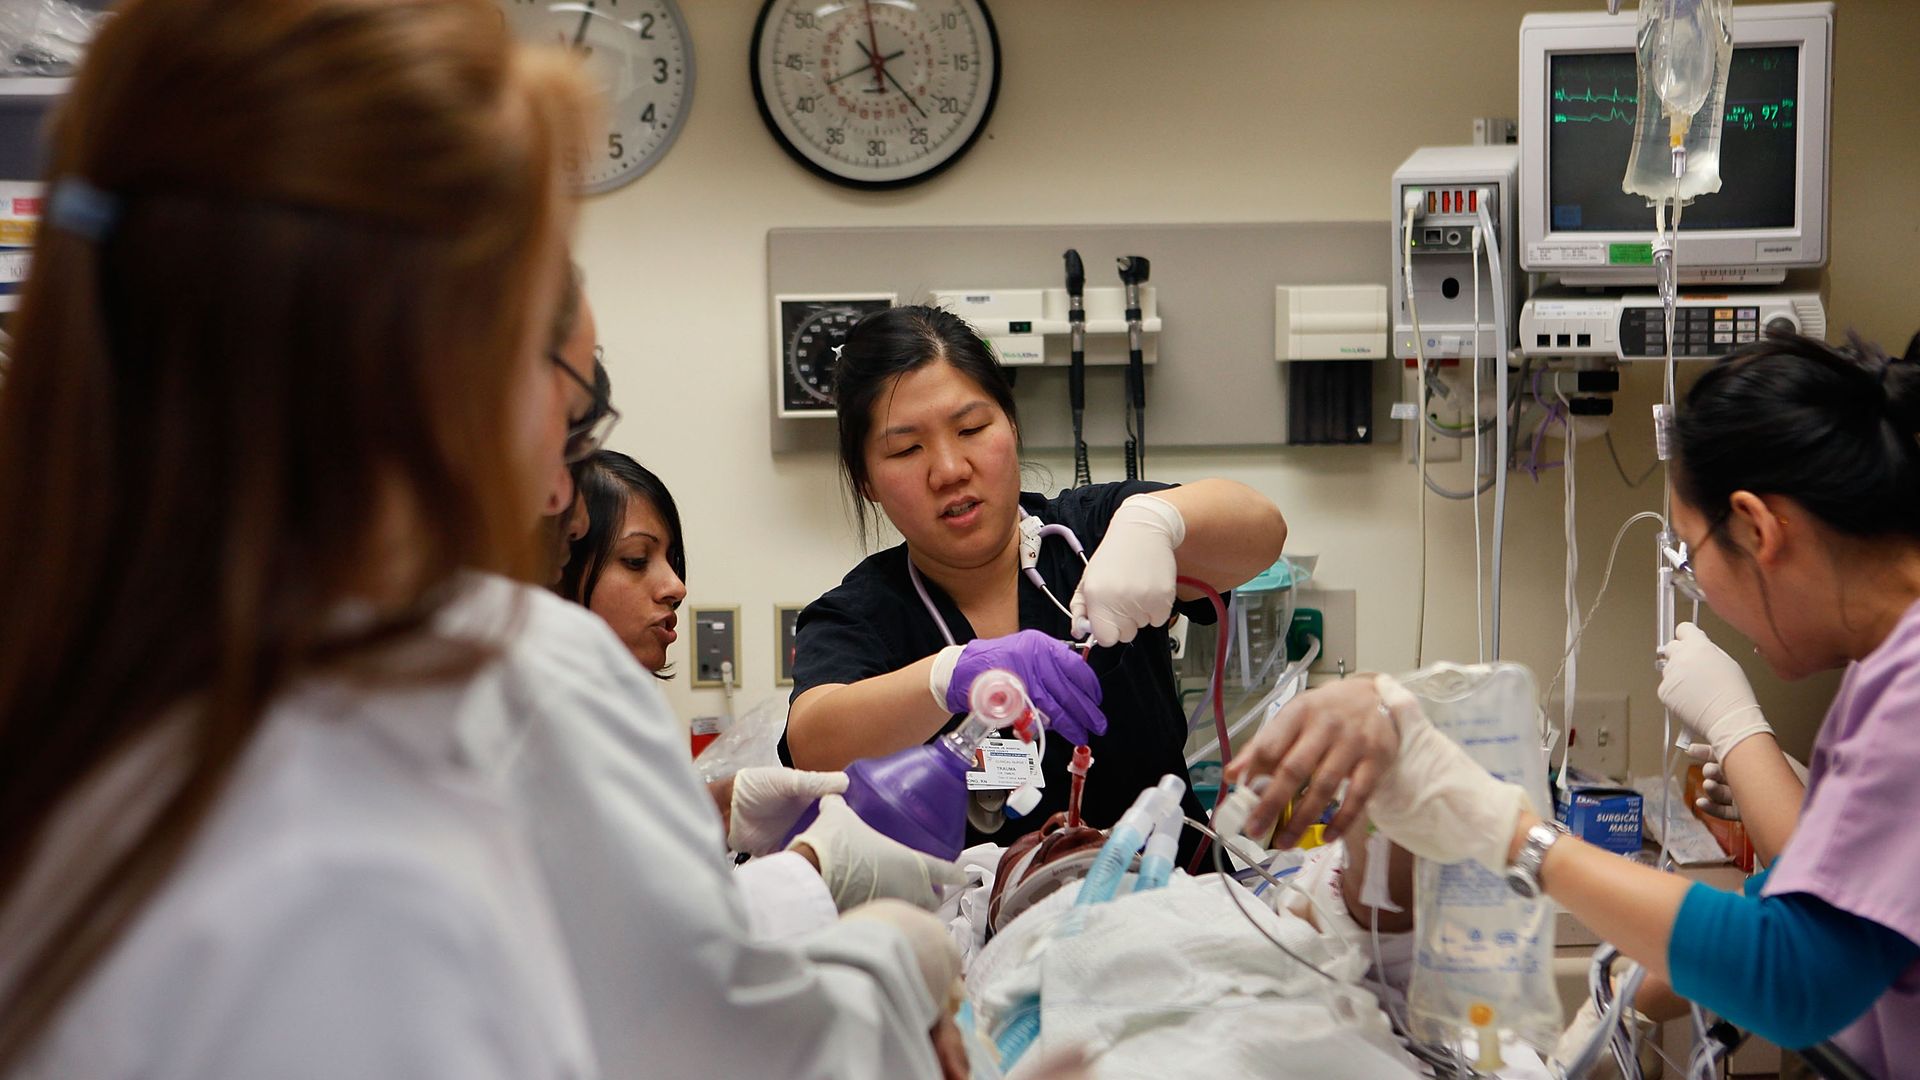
(906, 507, 1090, 647)
(906, 508, 1089, 823)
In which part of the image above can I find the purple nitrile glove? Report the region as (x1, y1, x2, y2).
(928, 629, 1108, 746)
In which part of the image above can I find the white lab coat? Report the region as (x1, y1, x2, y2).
(479, 579, 944, 1079)
(16, 598, 597, 1079)
(14, 577, 939, 1080)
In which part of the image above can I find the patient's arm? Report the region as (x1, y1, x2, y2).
(1339, 838, 1415, 933)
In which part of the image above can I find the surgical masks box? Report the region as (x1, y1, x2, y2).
(1556, 777, 1643, 858)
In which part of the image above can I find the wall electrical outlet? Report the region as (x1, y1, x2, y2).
(1550, 692, 1631, 780)
(691, 606, 740, 688)
(774, 604, 804, 686)
(1292, 587, 1357, 677)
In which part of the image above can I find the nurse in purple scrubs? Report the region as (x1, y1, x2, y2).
(1230, 329, 1920, 1077)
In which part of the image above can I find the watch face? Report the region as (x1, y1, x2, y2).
(774, 294, 894, 417)
(749, 0, 1000, 189)
(498, 0, 695, 193)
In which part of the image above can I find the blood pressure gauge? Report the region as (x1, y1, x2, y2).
(496, 0, 694, 193)
(749, 0, 1000, 189)
(774, 294, 894, 418)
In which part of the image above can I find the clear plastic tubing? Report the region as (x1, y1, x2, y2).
(1133, 780, 1188, 892)
(1074, 774, 1184, 909)
(1067, 744, 1093, 828)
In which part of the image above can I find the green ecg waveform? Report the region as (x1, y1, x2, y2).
(1552, 84, 1638, 125)
(1553, 84, 1795, 131)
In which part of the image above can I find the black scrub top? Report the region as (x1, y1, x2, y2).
(781, 481, 1217, 859)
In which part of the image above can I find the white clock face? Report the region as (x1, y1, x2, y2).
(751, 0, 1000, 189)
(498, 0, 694, 193)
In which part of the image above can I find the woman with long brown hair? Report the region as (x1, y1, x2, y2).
(0, 4, 966, 1077)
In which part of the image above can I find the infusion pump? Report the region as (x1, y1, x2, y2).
(1519, 288, 1826, 361)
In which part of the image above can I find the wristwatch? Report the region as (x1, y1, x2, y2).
(1505, 819, 1569, 899)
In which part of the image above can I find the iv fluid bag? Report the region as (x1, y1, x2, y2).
(1622, 0, 1734, 202)
(1400, 663, 1561, 1053)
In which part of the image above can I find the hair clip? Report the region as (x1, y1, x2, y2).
(46, 177, 121, 243)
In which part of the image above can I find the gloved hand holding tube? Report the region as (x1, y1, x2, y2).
(929, 629, 1106, 746)
(1685, 741, 1810, 822)
(1659, 622, 1774, 762)
(1068, 492, 1185, 647)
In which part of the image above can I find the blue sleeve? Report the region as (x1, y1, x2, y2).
(1668, 880, 1920, 1049)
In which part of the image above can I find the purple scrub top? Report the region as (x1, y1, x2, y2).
(1764, 598, 1920, 1075)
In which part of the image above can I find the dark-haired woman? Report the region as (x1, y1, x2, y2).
(559, 450, 688, 675)
(782, 304, 1288, 851)
(1230, 331, 1920, 1075)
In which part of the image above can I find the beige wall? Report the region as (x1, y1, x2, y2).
(580, 0, 1917, 769)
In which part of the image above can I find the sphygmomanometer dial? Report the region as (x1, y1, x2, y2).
(774, 294, 894, 418)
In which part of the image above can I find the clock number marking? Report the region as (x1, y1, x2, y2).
(636, 12, 655, 39)
(653, 57, 669, 83)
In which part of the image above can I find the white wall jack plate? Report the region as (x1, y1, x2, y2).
(1550, 692, 1631, 781)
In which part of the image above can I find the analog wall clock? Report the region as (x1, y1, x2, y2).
(750, 0, 1000, 189)
(498, 0, 695, 193)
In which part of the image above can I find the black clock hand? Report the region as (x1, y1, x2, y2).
(828, 48, 904, 87)
(861, 0, 885, 92)
(853, 40, 887, 94)
(571, 0, 594, 50)
(880, 64, 927, 118)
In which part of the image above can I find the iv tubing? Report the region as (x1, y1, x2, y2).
(1474, 197, 1513, 658)
(1067, 744, 1091, 828)
(1472, 222, 1486, 662)
(1177, 575, 1231, 871)
(1403, 197, 1429, 668)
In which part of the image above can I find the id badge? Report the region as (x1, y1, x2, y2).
(965, 737, 1043, 791)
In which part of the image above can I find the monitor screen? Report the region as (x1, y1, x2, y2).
(0, 100, 52, 181)
(1547, 45, 1799, 233)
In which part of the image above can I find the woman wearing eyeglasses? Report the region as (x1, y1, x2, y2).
(0, 3, 967, 1078)
(539, 273, 612, 584)
(1228, 331, 1920, 1077)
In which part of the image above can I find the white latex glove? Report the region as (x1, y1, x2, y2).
(789, 795, 968, 911)
(1659, 623, 1773, 761)
(1068, 493, 1186, 647)
(1683, 741, 1810, 822)
(726, 766, 849, 856)
(841, 898, 964, 1011)
(1551, 994, 1655, 1079)
(1364, 676, 1531, 874)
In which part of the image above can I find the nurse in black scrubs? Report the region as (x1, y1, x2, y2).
(781, 305, 1288, 852)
